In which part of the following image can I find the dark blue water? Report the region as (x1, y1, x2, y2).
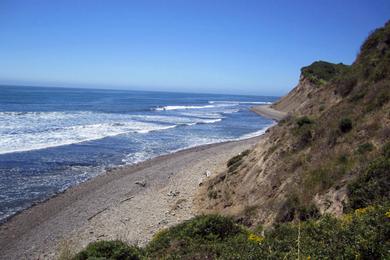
(0, 85, 277, 222)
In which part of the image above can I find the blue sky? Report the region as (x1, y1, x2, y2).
(0, 1, 389, 96)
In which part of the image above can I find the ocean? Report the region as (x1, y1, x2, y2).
(0, 85, 277, 222)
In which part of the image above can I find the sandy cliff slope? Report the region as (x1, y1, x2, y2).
(197, 22, 390, 227)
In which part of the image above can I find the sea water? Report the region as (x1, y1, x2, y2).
(0, 85, 277, 222)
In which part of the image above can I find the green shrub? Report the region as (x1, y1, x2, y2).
(73, 240, 143, 260)
(265, 204, 390, 259)
(357, 142, 374, 154)
(296, 116, 313, 127)
(145, 215, 249, 259)
(301, 61, 349, 84)
(227, 154, 242, 168)
(347, 157, 390, 209)
(339, 118, 353, 133)
(227, 149, 250, 173)
(297, 204, 320, 221)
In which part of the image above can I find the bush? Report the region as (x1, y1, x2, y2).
(296, 116, 313, 127)
(265, 204, 390, 259)
(73, 240, 143, 260)
(339, 118, 353, 133)
(357, 142, 374, 154)
(227, 149, 250, 173)
(145, 215, 250, 259)
(347, 157, 390, 209)
(301, 61, 349, 84)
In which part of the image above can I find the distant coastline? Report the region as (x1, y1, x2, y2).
(250, 104, 287, 121)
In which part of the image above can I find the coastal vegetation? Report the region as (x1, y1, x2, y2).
(73, 204, 389, 259)
(300, 61, 349, 85)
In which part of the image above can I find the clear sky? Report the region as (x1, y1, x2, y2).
(0, 1, 389, 96)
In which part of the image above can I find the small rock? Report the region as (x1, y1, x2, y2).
(158, 219, 168, 225)
(167, 190, 180, 197)
(135, 180, 146, 187)
(205, 170, 212, 177)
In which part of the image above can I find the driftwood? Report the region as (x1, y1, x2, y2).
(88, 207, 109, 221)
(120, 196, 134, 204)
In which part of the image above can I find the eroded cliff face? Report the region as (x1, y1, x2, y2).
(195, 76, 346, 227)
(272, 76, 317, 113)
(196, 22, 390, 227)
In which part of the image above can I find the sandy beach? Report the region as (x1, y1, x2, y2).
(251, 105, 287, 121)
(0, 135, 264, 259)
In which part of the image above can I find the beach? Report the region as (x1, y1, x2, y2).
(250, 105, 287, 121)
(0, 135, 264, 259)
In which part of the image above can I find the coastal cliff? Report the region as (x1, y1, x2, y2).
(197, 22, 390, 227)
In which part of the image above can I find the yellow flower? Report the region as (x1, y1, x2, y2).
(385, 209, 390, 219)
(307, 256, 311, 260)
(248, 233, 264, 244)
(355, 206, 373, 216)
(341, 214, 353, 225)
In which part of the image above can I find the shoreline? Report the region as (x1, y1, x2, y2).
(0, 127, 271, 225)
(0, 134, 266, 259)
(250, 105, 287, 121)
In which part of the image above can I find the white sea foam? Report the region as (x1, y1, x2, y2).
(0, 111, 226, 155)
(154, 105, 214, 111)
(153, 103, 235, 111)
(237, 122, 276, 140)
(0, 122, 176, 155)
(208, 101, 273, 105)
(130, 115, 222, 125)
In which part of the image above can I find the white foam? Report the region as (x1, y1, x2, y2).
(208, 101, 273, 105)
(0, 122, 176, 155)
(122, 151, 151, 165)
(154, 105, 215, 111)
(0, 110, 227, 155)
(130, 114, 222, 125)
(237, 122, 276, 140)
(153, 103, 235, 111)
(0, 112, 179, 155)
